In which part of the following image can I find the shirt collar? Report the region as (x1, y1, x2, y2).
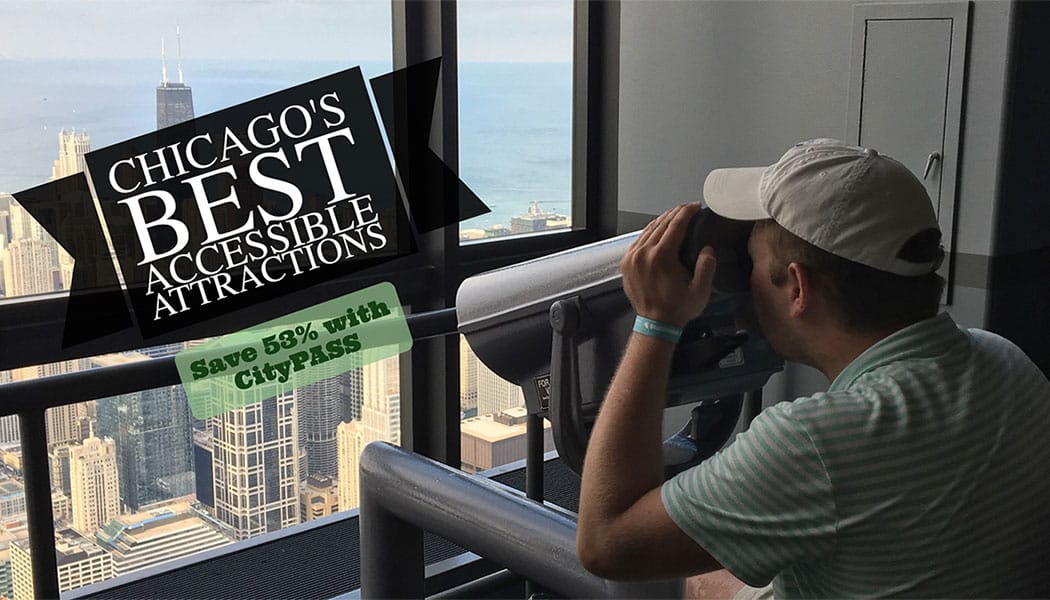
(829, 313, 965, 392)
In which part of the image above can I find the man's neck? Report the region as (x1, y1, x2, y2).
(811, 326, 901, 383)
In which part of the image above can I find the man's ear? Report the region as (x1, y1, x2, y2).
(785, 262, 812, 319)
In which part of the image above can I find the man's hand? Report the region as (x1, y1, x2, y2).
(621, 202, 718, 327)
(576, 202, 726, 581)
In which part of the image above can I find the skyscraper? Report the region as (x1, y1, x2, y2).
(0, 534, 14, 599)
(156, 30, 194, 129)
(49, 445, 72, 496)
(30, 382, 90, 449)
(52, 492, 71, 522)
(336, 420, 363, 511)
(7, 200, 46, 244)
(476, 358, 525, 418)
(344, 367, 363, 422)
(69, 437, 121, 537)
(2, 238, 55, 297)
(360, 356, 401, 446)
(94, 353, 194, 511)
(209, 384, 299, 541)
(298, 474, 339, 522)
(14, 364, 92, 450)
(0, 415, 17, 445)
(297, 372, 349, 478)
(11, 528, 112, 599)
(460, 336, 479, 416)
(336, 356, 401, 510)
(0, 193, 13, 247)
(193, 430, 214, 508)
(45, 129, 88, 290)
(51, 129, 90, 180)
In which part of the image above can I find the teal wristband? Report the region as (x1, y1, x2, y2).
(633, 315, 683, 343)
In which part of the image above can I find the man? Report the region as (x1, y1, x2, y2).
(577, 139, 1050, 597)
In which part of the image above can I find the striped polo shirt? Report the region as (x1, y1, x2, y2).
(662, 313, 1050, 597)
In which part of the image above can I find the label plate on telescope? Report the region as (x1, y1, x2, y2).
(718, 347, 745, 369)
(535, 374, 551, 411)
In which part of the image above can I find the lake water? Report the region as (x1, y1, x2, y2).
(0, 58, 572, 229)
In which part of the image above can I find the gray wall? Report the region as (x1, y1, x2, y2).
(617, 1, 1018, 405)
(618, 1, 853, 220)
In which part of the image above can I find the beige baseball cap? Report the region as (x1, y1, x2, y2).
(703, 138, 942, 276)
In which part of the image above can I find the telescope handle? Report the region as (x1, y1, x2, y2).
(549, 298, 589, 476)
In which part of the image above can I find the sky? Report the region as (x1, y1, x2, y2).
(0, 0, 574, 62)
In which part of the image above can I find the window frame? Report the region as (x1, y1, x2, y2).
(394, 0, 620, 467)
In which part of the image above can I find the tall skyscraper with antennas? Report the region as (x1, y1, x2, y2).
(156, 27, 195, 129)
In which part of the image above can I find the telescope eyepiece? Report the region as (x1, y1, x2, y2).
(678, 207, 754, 294)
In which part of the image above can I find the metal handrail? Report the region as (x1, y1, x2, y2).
(0, 308, 458, 414)
(359, 441, 683, 599)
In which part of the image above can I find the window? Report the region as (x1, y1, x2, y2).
(0, 1, 606, 595)
(456, 0, 575, 243)
(450, 0, 582, 476)
(0, 1, 402, 593)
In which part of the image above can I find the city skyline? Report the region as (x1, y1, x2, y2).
(0, 20, 559, 594)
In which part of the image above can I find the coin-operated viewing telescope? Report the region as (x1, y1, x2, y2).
(456, 209, 784, 480)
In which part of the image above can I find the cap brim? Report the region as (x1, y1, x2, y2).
(703, 166, 770, 221)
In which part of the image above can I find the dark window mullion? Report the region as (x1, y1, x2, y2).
(394, 0, 461, 467)
(579, 0, 621, 239)
(394, 0, 622, 466)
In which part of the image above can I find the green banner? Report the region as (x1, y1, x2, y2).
(175, 282, 412, 419)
